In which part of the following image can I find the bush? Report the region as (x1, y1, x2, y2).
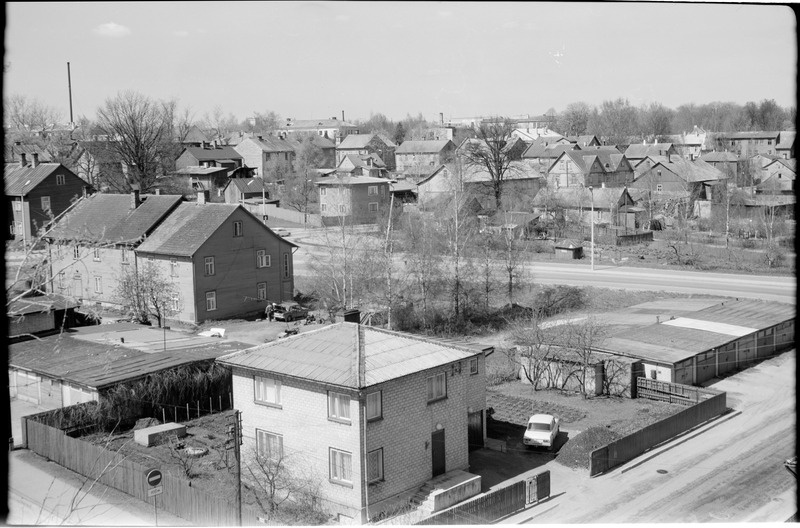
(533, 285, 585, 318)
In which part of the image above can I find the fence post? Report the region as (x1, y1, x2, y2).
(210, 397, 213, 415)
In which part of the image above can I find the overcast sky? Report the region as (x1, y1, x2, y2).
(4, 2, 797, 124)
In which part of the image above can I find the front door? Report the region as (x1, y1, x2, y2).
(431, 429, 445, 477)
(468, 411, 484, 451)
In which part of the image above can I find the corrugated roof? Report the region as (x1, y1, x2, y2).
(4, 163, 62, 195)
(47, 194, 183, 244)
(136, 202, 240, 257)
(183, 146, 243, 161)
(396, 140, 453, 154)
(218, 322, 483, 389)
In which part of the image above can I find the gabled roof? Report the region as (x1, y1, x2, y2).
(532, 186, 632, 210)
(721, 131, 781, 140)
(4, 142, 52, 164)
(137, 202, 295, 257)
(4, 163, 64, 195)
(240, 135, 295, 154)
(225, 177, 271, 194)
(776, 131, 796, 150)
(182, 145, 243, 161)
(624, 143, 675, 159)
(173, 166, 229, 176)
(46, 193, 184, 244)
(555, 149, 629, 174)
(337, 133, 395, 150)
(339, 153, 386, 171)
(637, 158, 726, 184)
(700, 151, 738, 163)
(416, 164, 450, 186)
(8, 293, 80, 317)
(396, 140, 454, 154)
(764, 158, 796, 172)
(317, 174, 389, 186)
(182, 125, 211, 144)
(566, 135, 600, 147)
(217, 322, 484, 389)
(522, 142, 575, 159)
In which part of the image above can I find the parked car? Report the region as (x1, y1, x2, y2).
(523, 414, 560, 451)
(273, 303, 309, 322)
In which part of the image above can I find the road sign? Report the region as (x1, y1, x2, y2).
(146, 469, 163, 487)
(147, 485, 163, 497)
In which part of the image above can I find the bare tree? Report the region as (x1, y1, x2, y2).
(563, 316, 606, 399)
(95, 91, 178, 193)
(460, 118, 519, 209)
(243, 447, 323, 520)
(114, 261, 180, 327)
(508, 314, 569, 390)
(4, 94, 63, 137)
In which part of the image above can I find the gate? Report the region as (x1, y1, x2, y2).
(525, 470, 550, 504)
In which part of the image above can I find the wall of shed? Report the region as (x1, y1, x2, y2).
(9, 311, 54, 337)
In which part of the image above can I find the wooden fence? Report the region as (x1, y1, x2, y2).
(23, 415, 264, 526)
(589, 381, 726, 476)
(414, 480, 525, 525)
(635, 378, 716, 406)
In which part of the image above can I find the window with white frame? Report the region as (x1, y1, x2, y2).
(329, 448, 352, 485)
(56, 174, 66, 185)
(367, 448, 384, 483)
(41, 196, 51, 211)
(320, 187, 327, 196)
(368, 185, 378, 196)
(204, 256, 215, 276)
(171, 293, 180, 312)
(256, 429, 283, 459)
(257, 282, 267, 300)
(73, 246, 80, 259)
(256, 250, 270, 268)
(206, 291, 217, 311)
(368, 202, 378, 212)
(93, 248, 101, 261)
(94, 277, 102, 294)
(470, 357, 479, 375)
(366, 391, 382, 421)
(339, 204, 346, 213)
(121, 249, 130, 264)
(255, 376, 281, 406)
(656, 184, 663, 192)
(328, 392, 351, 422)
(321, 204, 327, 212)
(233, 221, 243, 237)
(13, 201, 22, 211)
(170, 258, 178, 277)
(426, 372, 447, 402)
(283, 254, 289, 278)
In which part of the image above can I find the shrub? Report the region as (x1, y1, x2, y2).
(533, 285, 585, 317)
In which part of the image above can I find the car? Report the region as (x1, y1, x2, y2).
(523, 414, 560, 451)
(273, 303, 309, 322)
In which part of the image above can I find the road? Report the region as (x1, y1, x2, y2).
(502, 348, 797, 523)
(287, 229, 796, 304)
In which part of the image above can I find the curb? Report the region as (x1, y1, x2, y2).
(619, 410, 742, 474)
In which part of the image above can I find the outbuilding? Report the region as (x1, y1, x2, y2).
(554, 239, 584, 260)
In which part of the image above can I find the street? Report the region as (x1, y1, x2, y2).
(501, 348, 797, 523)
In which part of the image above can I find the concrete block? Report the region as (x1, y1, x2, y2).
(134, 422, 187, 447)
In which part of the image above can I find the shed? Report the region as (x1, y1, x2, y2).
(554, 239, 584, 260)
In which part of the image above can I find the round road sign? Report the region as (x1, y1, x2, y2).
(146, 469, 163, 487)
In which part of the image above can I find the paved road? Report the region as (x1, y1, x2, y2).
(500, 349, 797, 523)
(287, 228, 796, 304)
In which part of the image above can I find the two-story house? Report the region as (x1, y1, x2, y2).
(5, 153, 92, 244)
(394, 140, 456, 176)
(233, 135, 296, 179)
(336, 153, 388, 179)
(335, 134, 396, 171)
(317, 175, 392, 226)
(283, 135, 337, 168)
(278, 117, 360, 142)
(624, 142, 679, 166)
(712, 131, 782, 157)
(217, 322, 489, 523)
(175, 144, 244, 172)
(757, 158, 796, 194)
(775, 131, 796, 159)
(136, 194, 298, 323)
(547, 148, 634, 188)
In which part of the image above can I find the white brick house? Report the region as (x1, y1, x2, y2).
(217, 323, 489, 523)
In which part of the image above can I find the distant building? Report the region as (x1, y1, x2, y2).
(317, 175, 392, 226)
(336, 134, 396, 171)
(395, 140, 456, 174)
(278, 117, 360, 142)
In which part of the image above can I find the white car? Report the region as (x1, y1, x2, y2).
(523, 414, 560, 450)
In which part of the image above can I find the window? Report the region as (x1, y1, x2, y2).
(171, 293, 180, 311)
(328, 392, 351, 423)
(369, 202, 378, 212)
(170, 258, 178, 277)
(256, 430, 283, 459)
(41, 196, 51, 211)
(257, 282, 267, 300)
(366, 391, 382, 421)
(329, 449, 352, 485)
(339, 204, 346, 213)
(73, 246, 80, 260)
(204, 257, 215, 276)
(93, 248, 101, 261)
(94, 277, 102, 294)
(367, 448, 384, 483)
(206, 291, 217, 311)
(320, 187, 327, 196)
(426, 372, 447, 402)
(656, 184, 663, 192)
(56, 174, 65, 185)
(470, 357, 479, 375)
(368, 185, 378, 196)
(57, 272, 65, 290)
(321, 204, 327, 212)
(121, 249, 130, 264)
(256, 250, 270, 268)
(283, 254, 289, 278)
(13, 201, 22, 212)
(233, 221, 243, 237)
(255, 376, 281, 406)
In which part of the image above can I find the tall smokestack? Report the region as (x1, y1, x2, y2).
(342, 110, 345, 122)
(440, 112, 444, 125)
(67, 62, 74, 129)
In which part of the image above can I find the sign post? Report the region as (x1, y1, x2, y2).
(146, 469, 163, 526)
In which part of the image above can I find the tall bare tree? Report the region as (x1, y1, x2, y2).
(4, 94, 63, 138)
(460, 118, 519, 209)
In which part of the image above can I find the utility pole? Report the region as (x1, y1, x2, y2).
(589, 186, 595, 271)
(230, 410, 242, 526)
(67, 62, 74, 129)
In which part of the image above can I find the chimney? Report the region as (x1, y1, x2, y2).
(257, 135, 264, 141)
(155, 188, 161, 195)
(440, 112, 444, 125)
(19, 152, 27, 168)
(130, 189, 141, 209)
(82, 186, 89, 198)
(31, 153, 40, 168)
(197, 190, 210, 204)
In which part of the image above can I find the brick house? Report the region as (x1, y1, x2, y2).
(217, 322, 489, 523)
(546, 147, 634, 188)
(5, 154, 92, 244)
(394, 140, 456, 175)
(233, 135, 295, 179)
(135, 195, 298, 323)
(175, 144, 244, 172)
(317, 175, 391, 226)
(336, 134, 396, 171)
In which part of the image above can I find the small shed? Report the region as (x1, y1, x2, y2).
(554, 239, 584, 260)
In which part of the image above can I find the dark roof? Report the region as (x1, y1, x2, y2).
(218, 322, 484, 389)
(624, 143, 675, 159)
(182, 126, 211, 144)
(280, 118, 358, 130)
(183, 145, 243, 161)
(700, 151, 738, 163)
(173, 166, 229, 176)
(4, 143, 52, 164)
(47, 193, 184, 244)
(226, 177, 271, 194)
(8, 293, 80, 317)
(337, 133, 395, 150)
(4, 163, 63, 195)
(240, 135, 295, 153)
(396, 140, 454, 154)
(522, 143, 575, 159)
(721, 131, 781, 140)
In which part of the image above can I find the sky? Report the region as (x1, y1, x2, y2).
(4, 2, 797, 125)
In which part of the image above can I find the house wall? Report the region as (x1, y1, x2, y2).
(10, 167, 87, 243)
(417, 168, 458, 208)
(175, 151, 200, 170)
(232, 140, 268, 177)
(48, 243, 134, 306)
(319, 184, 390, 225)
(8, 311, 55, 337)
(630, 168, 687, 193)
(759, 164, 795, 193)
